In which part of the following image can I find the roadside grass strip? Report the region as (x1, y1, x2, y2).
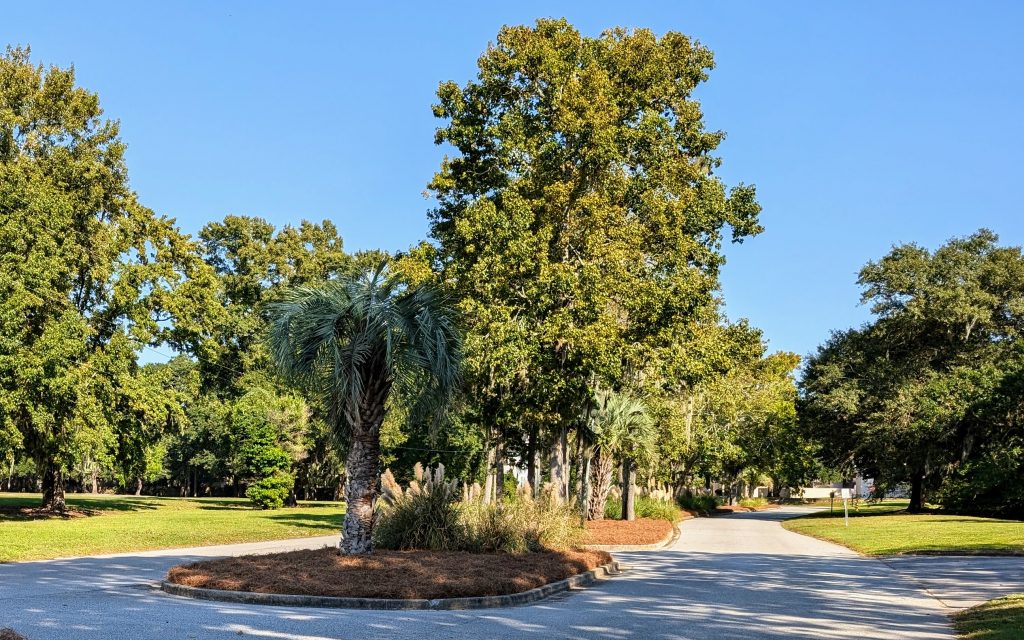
(782, 500, 1024, 556)
(953, 594, 1024, 639)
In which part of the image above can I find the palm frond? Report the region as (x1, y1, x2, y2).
(268, 263, 462, 438)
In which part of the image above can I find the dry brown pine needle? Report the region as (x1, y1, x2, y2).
(167, 547, 612, 600)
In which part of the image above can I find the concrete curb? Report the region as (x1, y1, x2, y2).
(584, 520, 682, 552)
(160, 560, 623, 610)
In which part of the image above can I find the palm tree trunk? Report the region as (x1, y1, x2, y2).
(549, 426, 569, 501)
(621, 458, 636, 521)
(341, 427, 380, 554)
(587, 450, 614, 520)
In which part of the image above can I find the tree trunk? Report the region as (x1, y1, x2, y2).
(496, 435, 505, 502)
(526, 426, 538, 496)
(621, 458, 636, 521)
(135, 477, 143, 496)
(42, 465, 67, 513)
(908, 472, 925, 513)
(549, 426, 569, 502)
(579, 450, 591, 520)
(587, 450, 614, 520)
(284, 487, 298, 508)
(483, 443, 496, 505)
(91, 469, 99, 494)
(341, 426, 381, 555)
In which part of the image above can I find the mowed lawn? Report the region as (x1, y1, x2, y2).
(783, 500, 1024, 556)
(953, 594, 1024, 639)
(0, 493, 344, 562)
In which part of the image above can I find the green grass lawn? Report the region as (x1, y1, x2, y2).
(953, 594, 1024, 639)
(782, 500, 1024, 556)
(0, 492, 344, 562)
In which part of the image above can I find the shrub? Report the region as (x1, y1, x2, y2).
(738, 497, 769, 509)
(245, 471, 293, 509)
(677, 493, 719, 515)
(374, 464, 465, 551)
(604, 495, 683, 522)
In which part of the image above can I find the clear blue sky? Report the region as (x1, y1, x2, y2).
(5, 2, 1023, 361)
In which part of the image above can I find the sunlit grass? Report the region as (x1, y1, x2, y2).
(0, 492, 343, 562)
(783, 499, 1024, 556)
(953, 594, 1024, 639)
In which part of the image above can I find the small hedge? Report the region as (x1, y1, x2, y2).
(604, 496, 682, 522)
(677, 493, 719, 515)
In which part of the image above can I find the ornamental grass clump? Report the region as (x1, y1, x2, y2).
(374, 466, 585, 553)
(462, 484, 585, 552)
(373, 463, 465, 551)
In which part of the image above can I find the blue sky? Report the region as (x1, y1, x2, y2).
(5, 2, 1023, 361)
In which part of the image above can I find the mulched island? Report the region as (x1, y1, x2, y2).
(584, 517, 674, 546)
(715, 504, 781, 514)
(166, 547, 612, 600)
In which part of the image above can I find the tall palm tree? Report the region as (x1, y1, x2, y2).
(582, 390, 655, 521)
(268, 265, 461, 554)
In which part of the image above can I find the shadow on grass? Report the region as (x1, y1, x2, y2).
(264, 512, 343, 531)
(794, 508, 908, 520)
(0, 494, 170, 521)
(192, 500, 343, 513)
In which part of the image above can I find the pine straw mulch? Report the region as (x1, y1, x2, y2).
(0, 629, 27, 640)
(584, 517, 674, 546)
(715, 503, 781, 514)
(166, 547, 613, 600)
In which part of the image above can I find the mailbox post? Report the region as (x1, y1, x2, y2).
(840, 488, 853, 527)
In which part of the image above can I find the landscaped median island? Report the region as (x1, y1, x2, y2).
(953, 593, 1024, 639)
(165, 547, 613, 601)
(782, 500, 1024, 556)
(0, 493, 344, 563)
(162, 465, 625, 607)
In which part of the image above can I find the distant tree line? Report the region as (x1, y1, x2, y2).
(801, 230, 1024, 517)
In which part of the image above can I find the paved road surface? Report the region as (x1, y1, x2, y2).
(2, 507, 1022, 639)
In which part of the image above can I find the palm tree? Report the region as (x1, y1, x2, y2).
(268, 265, 460, 554)
(582, 390, 655, 521)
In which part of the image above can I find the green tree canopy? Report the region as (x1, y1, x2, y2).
(0, 46, 218, 510)
(428, 19, 763, 492)
(801, 230, 1024, 512)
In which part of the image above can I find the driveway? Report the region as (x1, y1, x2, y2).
(1, 507, 1021, 639)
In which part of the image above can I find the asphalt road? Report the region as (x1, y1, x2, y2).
(2, 507, 1021, 639)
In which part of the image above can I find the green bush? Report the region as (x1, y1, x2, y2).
(374, 464, 465, 551)
(245, 471, 293, 509)
(738, 497, 769, 509)
(677, 493, 719, 515)
(604, 495, 683, 521)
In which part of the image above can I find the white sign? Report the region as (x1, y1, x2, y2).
(839, 488, 854, 499)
